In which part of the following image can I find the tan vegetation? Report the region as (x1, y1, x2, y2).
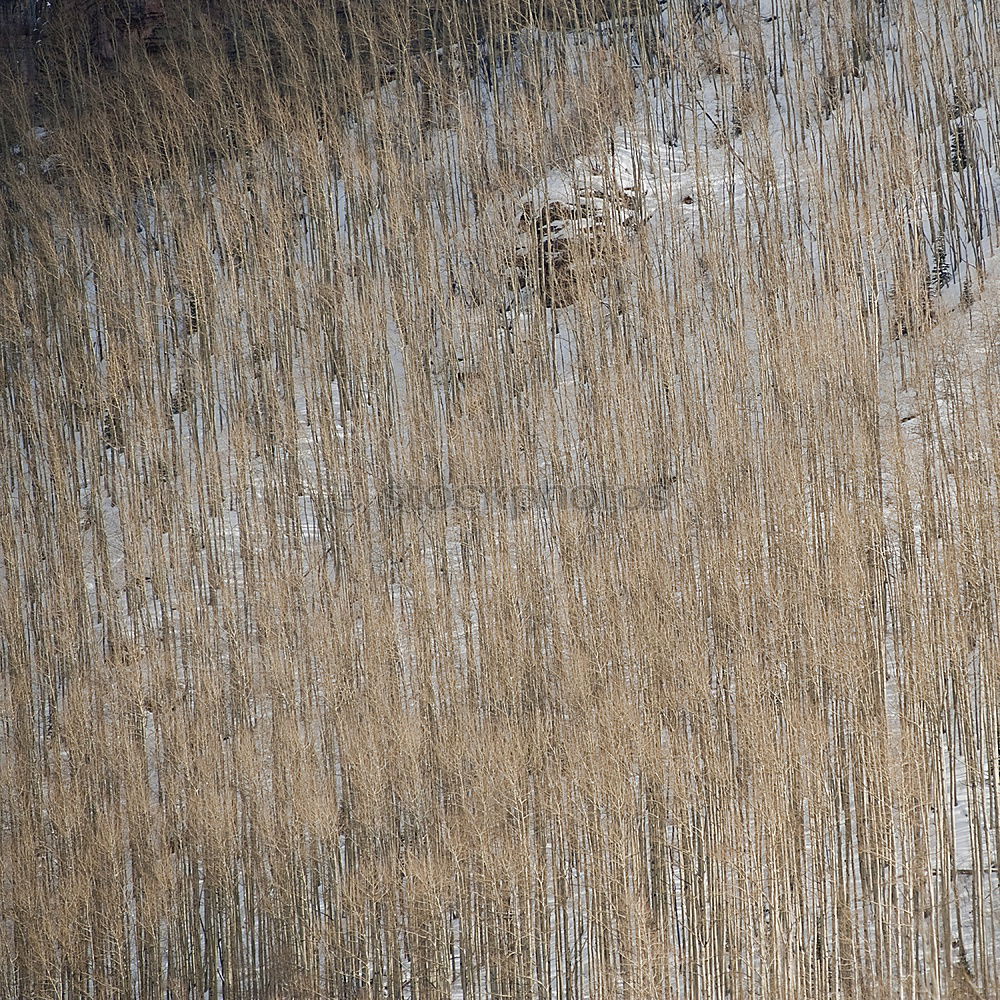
(3, 0, 1000, 997)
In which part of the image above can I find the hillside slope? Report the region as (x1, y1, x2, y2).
(4, 2, 1000, 998)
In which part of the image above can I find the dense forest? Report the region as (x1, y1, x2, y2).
(4, 1, 1000, 998)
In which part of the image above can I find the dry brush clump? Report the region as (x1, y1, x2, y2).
(4, 0, 1000, 998)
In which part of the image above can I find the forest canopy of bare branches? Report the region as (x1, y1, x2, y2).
(4, 1, 1000, 998)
